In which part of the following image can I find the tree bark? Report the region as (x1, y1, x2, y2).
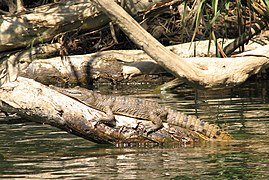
(0, 0, 177, 53)
(14, 44, 269, 87)
(0, 0, 100, 52)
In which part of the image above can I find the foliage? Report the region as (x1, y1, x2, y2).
(181, 0, 268, 56)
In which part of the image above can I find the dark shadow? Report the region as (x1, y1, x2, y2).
(85, 52, 102, 90)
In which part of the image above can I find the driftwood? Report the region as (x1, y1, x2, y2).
(1, 34, 268, 86)
(0, 0, 269, 88)
(0, 0, 97, 52)
(1, 0, 268, 145)
(94, 0, 201, 86)
(0, 77, 202, 146)
(0, 0, 178, 53)
(94, 0, 269, 88)
(9, 43, 268, 87)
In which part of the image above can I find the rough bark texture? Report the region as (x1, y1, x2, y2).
(0, 43, 61, 84)
(0, 0, 99, 52)
(0, 77, 202, 146)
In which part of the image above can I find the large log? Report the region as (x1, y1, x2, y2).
(2, 34, 268, 86)
(14, 44, 269, 87)
(1, 0, 268, 88)
(0, 77, 202, 146)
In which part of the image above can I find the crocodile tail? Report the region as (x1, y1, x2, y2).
(167, 109, 231, 140)
(198, 121, 231, 140)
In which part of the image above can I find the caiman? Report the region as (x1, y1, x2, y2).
(50, 86, 231, 141)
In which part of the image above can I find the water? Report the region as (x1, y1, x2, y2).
(1, 80, 269, 179)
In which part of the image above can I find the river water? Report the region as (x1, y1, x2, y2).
(1, 80, 269, 179)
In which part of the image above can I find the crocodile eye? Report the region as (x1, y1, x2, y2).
(216, 131, 221, 136)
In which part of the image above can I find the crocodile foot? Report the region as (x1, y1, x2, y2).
(130, 121, 164, 136)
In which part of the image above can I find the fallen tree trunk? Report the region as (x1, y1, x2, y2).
(2, 35, 268, 86)
(1, 0, 268, 88)
(12, 44, 268, 87)
(0, 77, 202, 146)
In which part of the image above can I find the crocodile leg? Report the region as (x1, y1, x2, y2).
(95, 105, 116, 127)
(146, 112, 167, 135)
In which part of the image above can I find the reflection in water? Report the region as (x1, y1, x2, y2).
(0, 81, 269, 179)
